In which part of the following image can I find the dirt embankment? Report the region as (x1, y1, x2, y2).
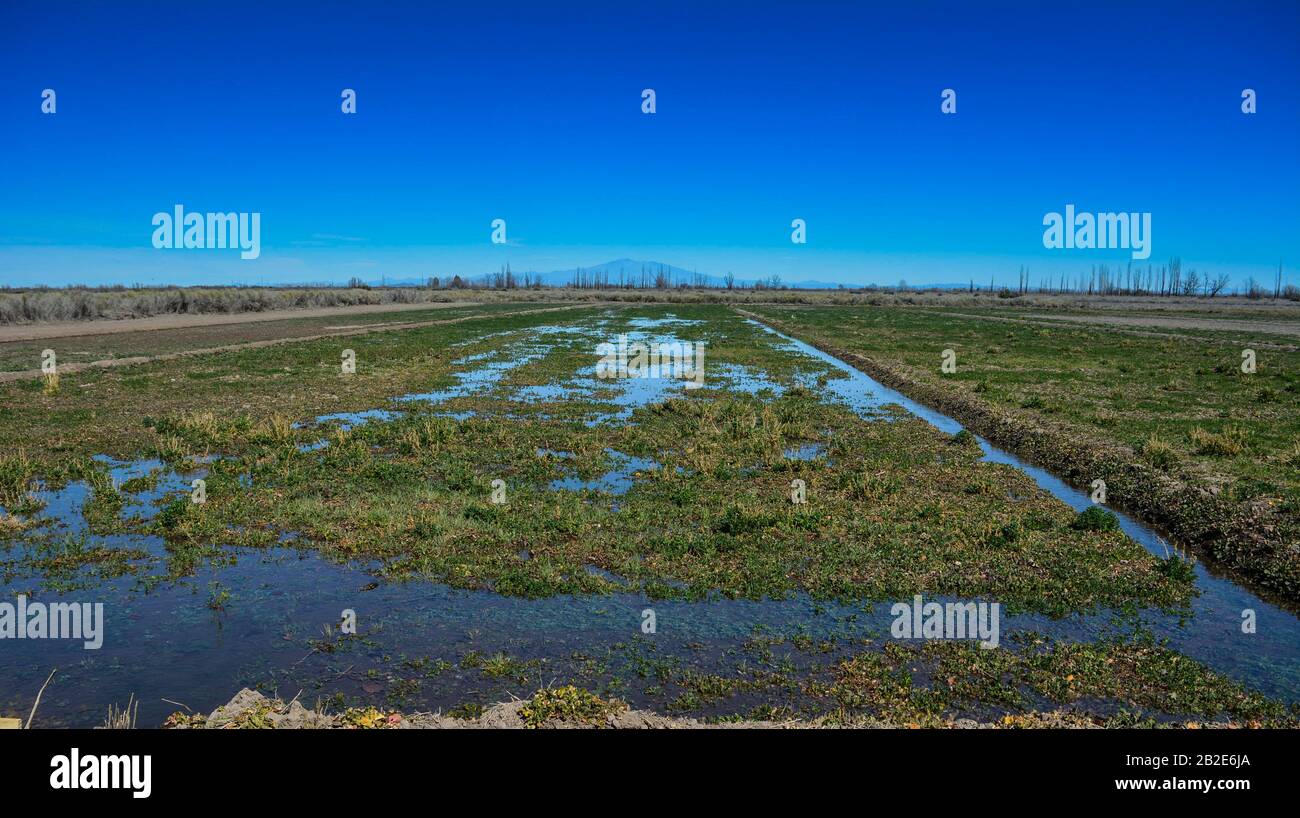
(169, 688, 1106, 730)
(168, 688, 787, 730)
(1017, 311, 1300, 339)
(0, 305, 586, 383)
(918, 310, 1299, 350)
(737, 309, 1300, 606)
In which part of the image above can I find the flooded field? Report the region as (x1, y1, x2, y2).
(2, 305, 1297, 727)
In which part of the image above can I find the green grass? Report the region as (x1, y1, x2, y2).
(748, 304, 1294, 496)
(745, 303, 1300, 598)
(745, 304, 1300, 506)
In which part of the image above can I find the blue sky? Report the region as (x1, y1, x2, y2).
(1, 0, 1296, 288)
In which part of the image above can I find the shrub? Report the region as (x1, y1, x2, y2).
(1157, 554, 1197, 583)
(951, 428, 976, 446)
(1070, 505, 1120, 532)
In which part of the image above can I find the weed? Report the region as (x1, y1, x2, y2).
(1070, 506, 1120, 532)
(1189, 427, 1246, 457)
(1138, 434, 1178, 469)
(518, 686, 623, 728)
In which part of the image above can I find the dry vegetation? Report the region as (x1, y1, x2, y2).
(0, 286, 470, 324)
(7, 282, 1300, 326)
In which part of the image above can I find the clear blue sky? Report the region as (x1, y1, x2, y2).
(1, 0, 1297, 288)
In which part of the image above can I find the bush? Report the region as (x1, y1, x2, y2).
(1070, 505, 1120, 532)
(1157, 554, 1197, 583)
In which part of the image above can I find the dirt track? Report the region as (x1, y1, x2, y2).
(1020, 311, 1300, 338)
(925, 310, 1299, 350)
(0, 300, 481, 343)
(0, 304, 581, 383)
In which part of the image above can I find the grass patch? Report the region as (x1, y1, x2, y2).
(519, 686, 624, 728)
(1189, 426, 1247, 457)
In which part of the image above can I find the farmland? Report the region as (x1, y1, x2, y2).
(1, 299, 1298, 728)
(744, 302, 1300, 598)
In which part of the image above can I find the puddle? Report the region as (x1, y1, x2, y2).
(783, 443, 826, 462)
(627, 315, 703, 329)
(548, 449, 661, 496)
(311, 409, 400, 431)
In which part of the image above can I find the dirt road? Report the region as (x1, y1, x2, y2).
(0, 300, 481, 343)
(922, 310, 1299, 349)
(1020, 311, 1300, 338)
(0, 304, 582, 382)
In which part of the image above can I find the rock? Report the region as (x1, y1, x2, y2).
(202, 688, 332, 729)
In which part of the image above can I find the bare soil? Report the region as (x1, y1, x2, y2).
(926, 310, 1298, 350)
(0, 305, 582, 382)
(1020, 312, 1300, 338)
(0, 300, 480, 343)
